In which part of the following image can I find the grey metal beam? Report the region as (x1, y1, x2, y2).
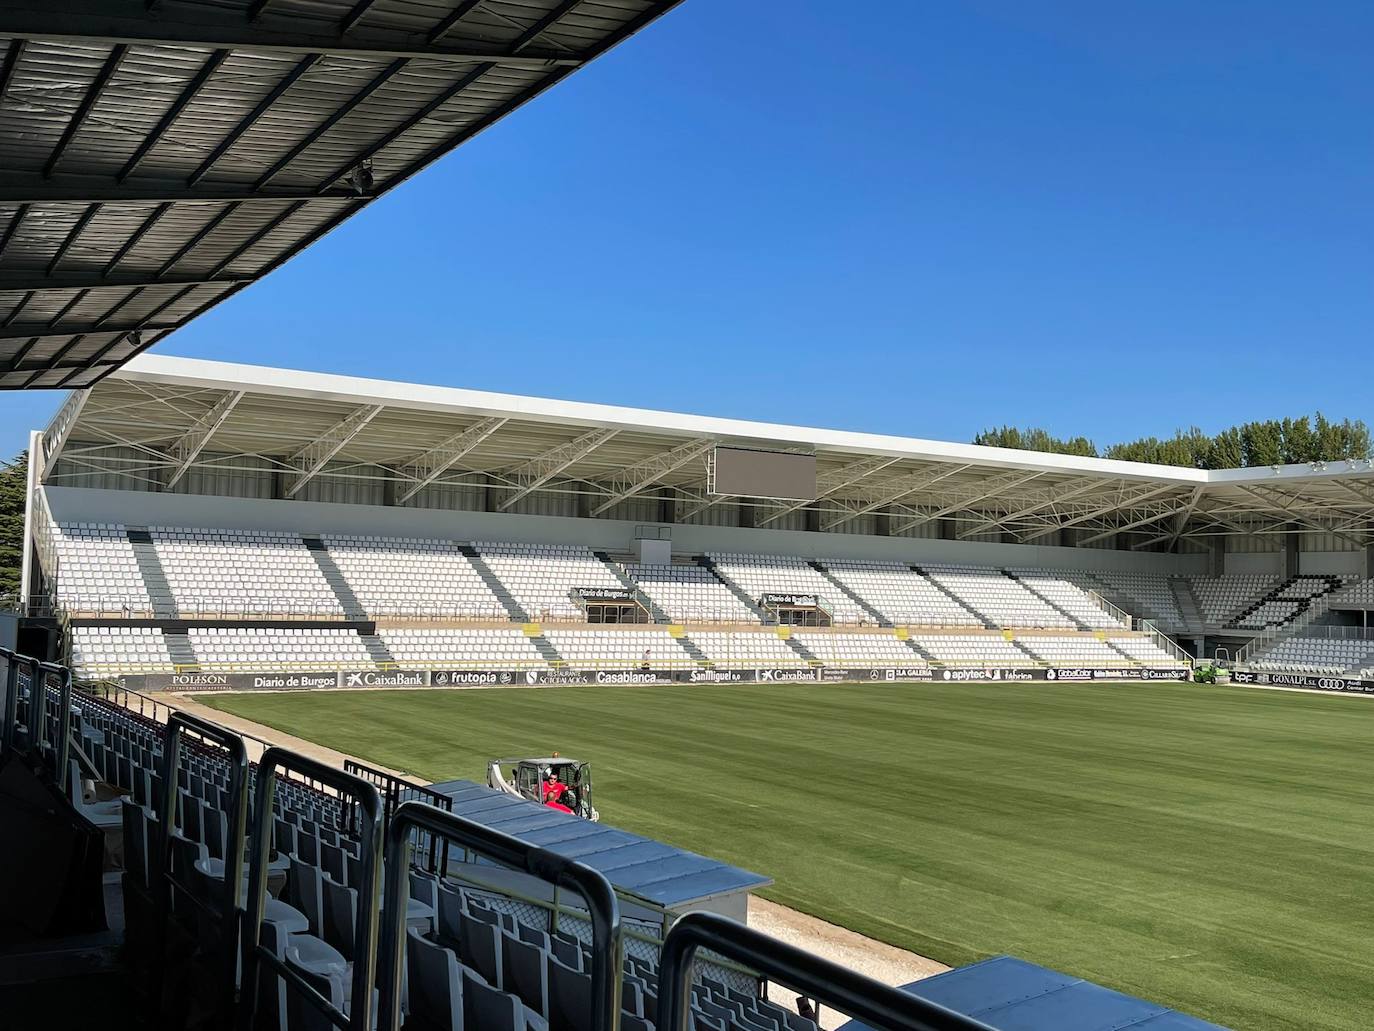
(117, 49, 230, 181)
(0, 4, 585, 68)
(45, 44, 129, 178)
(0, 173, 364, 205)
(0, 320, 177, 342)
(0, 38, 24, 104)
(188, 54, 322, 186)
(427, 1, 483, 45)
(395, 416, 507, 504)
(0, 203, 26, 260)
(284, 404, 385, 498)
(164, 389, 245, 488)
(0, 271, 249, 292)
(45, 203, 101, 275)
(254, 58, 409, 189)
(498, 427, 619, 510)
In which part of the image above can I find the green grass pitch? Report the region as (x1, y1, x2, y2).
(196, 680, 1374, 1030)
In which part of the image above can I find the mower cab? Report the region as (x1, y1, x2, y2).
(487, 756, 598, 821)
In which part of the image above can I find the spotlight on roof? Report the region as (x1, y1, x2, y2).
(128, 330, 142, 348)
(349, 161, 375, 196)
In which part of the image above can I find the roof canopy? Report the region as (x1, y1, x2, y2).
(429, 777, 772, 910)
(39, 355, 1374, 550)
(0, 0, 681, 389)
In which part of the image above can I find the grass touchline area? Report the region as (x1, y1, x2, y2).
(196, 680, 1374, 1031)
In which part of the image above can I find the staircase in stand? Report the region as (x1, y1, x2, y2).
(125, 528, 176, 618)
(809, 561, 891, 627)
(357, 631, 397, 668)
(1168, 577, 1205, 634)
(160, 627, 199, 669)
(458, 544, 529, 621)
(910, 565, 996, 627)
(695, 556, 772, 623)
(1002, 570, 1086, 629)
(302, 535, 366, 619)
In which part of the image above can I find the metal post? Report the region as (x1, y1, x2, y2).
(237, 749, 382, 1031)
(156, 711, 250, 1022)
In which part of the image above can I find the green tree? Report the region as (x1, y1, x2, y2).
(976, 416, 1369, 470)
(973, 426, 1098, 458)
(0, 452, 25, 609)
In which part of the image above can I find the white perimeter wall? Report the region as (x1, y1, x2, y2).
(43, 486, 1215, 575)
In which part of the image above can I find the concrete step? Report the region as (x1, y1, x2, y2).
(1002, 570, 1086, 629)
(694, 556, 772, 623)
(809, 560, 891, 626)
(358, 633, 396, 668)
(302, 536, 366, 619)
(457, 544, 530, 622)
(160, 628, 199, 668)
(910, 565, 996, 628)
(125, 528, 176, 619)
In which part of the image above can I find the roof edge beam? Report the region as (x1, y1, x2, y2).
(0, 8, 586, 68)
(0, 271, 248, 292)
(0, 175, 365, 206)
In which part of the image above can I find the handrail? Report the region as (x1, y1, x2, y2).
(157, 710, 250, 1017)
(1085, 590, 1132, 629)
(0, 648, 35, 755)
(342, 758, 453, 877)
(657, 912, 995, 1031)
(237, 748, 382, 1031)
(375, 800, 623, 1031)
(40, 661, 74, 793)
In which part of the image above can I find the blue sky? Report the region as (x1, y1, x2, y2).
(5, 0, 1372, 459)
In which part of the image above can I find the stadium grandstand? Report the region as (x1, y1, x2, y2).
(20, 354, 1374, 694)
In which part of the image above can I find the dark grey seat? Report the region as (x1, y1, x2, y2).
(321, 875, 358, 961)
(436, 882, 464, 947)
(459, 909, 504, 988)
(503, 930, 550, 1017)
(407, 927, 463, 1031)
(547, 953, 591, 1031)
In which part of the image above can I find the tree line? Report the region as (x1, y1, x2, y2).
(973, 415, 1371, 470)
(0, 452, 23, 609)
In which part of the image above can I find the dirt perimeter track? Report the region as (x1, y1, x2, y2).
(165, 693, 948, 1020)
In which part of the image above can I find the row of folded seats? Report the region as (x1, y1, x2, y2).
(74, 690, 815, 1031)
(66, 625, 1180, 677)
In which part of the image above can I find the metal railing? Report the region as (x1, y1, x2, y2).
(1236, 622, 1374, 668)
(343, 758, 453, 877)
(658, 912, 994, 1031)
(1133, 620, 1194, 665)
(375, 801, 623, 1031)
(157, 711, 250, 1020)
(238, 749, 383, 1031)
(1084, 590, 1134, 629)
